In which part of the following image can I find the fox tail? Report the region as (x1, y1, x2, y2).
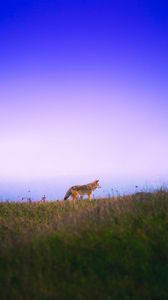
(64, 189, 72, 200)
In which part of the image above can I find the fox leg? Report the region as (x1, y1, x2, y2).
(88, 192, 92, 202)
(71, 190, 79, 203)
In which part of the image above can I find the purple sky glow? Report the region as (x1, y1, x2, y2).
(0, 1, 168, 200)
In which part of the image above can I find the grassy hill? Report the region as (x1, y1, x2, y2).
(1, 191, 168, 300)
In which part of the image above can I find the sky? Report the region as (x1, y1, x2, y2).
(0, 0, 168, 200)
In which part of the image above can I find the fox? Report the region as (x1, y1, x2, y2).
(64, 180, 101, 202)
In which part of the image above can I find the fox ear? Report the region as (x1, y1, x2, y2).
(96, 179, 99, 182)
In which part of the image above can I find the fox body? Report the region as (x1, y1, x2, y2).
(64, 180, 101, 202)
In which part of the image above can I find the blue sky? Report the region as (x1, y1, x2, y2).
(0, 0, 168, 200)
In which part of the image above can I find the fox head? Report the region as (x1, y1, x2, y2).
(94, 180, 101, 188)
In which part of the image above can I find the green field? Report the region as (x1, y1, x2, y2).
(1, 191, 168, 300)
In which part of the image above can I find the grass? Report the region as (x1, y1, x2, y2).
(1, 190, 168, 299)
